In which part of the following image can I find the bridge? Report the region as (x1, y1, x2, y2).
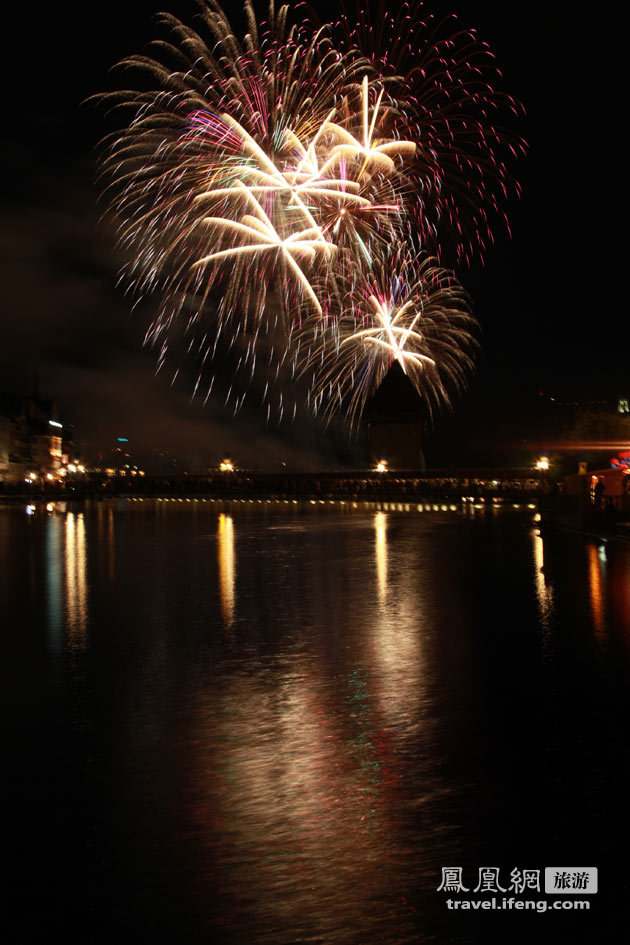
(3, 467, 543, 502)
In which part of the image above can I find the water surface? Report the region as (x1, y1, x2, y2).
(2, 500, 628, 943)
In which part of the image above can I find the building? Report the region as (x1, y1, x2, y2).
(364, 362, 428, 471)
(0, 392, 66, 483)
(0, 415, 10, 480)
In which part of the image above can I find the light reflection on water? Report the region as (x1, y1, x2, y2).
(189, 664, 424, 943)
(2, 500, 630, 944)
(371, 511, 426, 731)
(64, 512, 88, 648)
(374, 510, 388, 603)
(586, 541, 607, 642)
(43, 511, 89, 652)
(45, 513, 63, 649)
(531, 525, 555, 656)
(217, 513, 235, 629)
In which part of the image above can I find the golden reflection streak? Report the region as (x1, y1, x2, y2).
(533, 529, 547, 602)
(217, 513, 235, 628)
(65, 513, 76, 629)
(374, 511, 387, 604)
(587, 542, 606, 641)
(372, 510, 424, 725)
(532, 527, 555, 657)
(65, 512, 88, 647)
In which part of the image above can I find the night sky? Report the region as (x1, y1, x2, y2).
(1, 1, 626, 469)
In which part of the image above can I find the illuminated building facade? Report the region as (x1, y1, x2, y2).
(0, 392, 68, 482)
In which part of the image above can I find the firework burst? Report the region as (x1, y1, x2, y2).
(96, 0, 523, 425)
(299, 249, 478, 430)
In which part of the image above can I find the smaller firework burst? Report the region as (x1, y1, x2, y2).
(300, 248, 479, 431)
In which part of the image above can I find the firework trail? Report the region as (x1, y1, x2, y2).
(96, 0, 523, 425)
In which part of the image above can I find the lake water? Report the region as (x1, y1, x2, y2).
(2, 499, 628, 943)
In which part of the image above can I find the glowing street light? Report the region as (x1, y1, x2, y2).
(535, 457, 550, 472)
(376, 460, 388, 473)
(220, 459, 234, 472)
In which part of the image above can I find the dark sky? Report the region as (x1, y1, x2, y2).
(1, 1, 626, 469)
